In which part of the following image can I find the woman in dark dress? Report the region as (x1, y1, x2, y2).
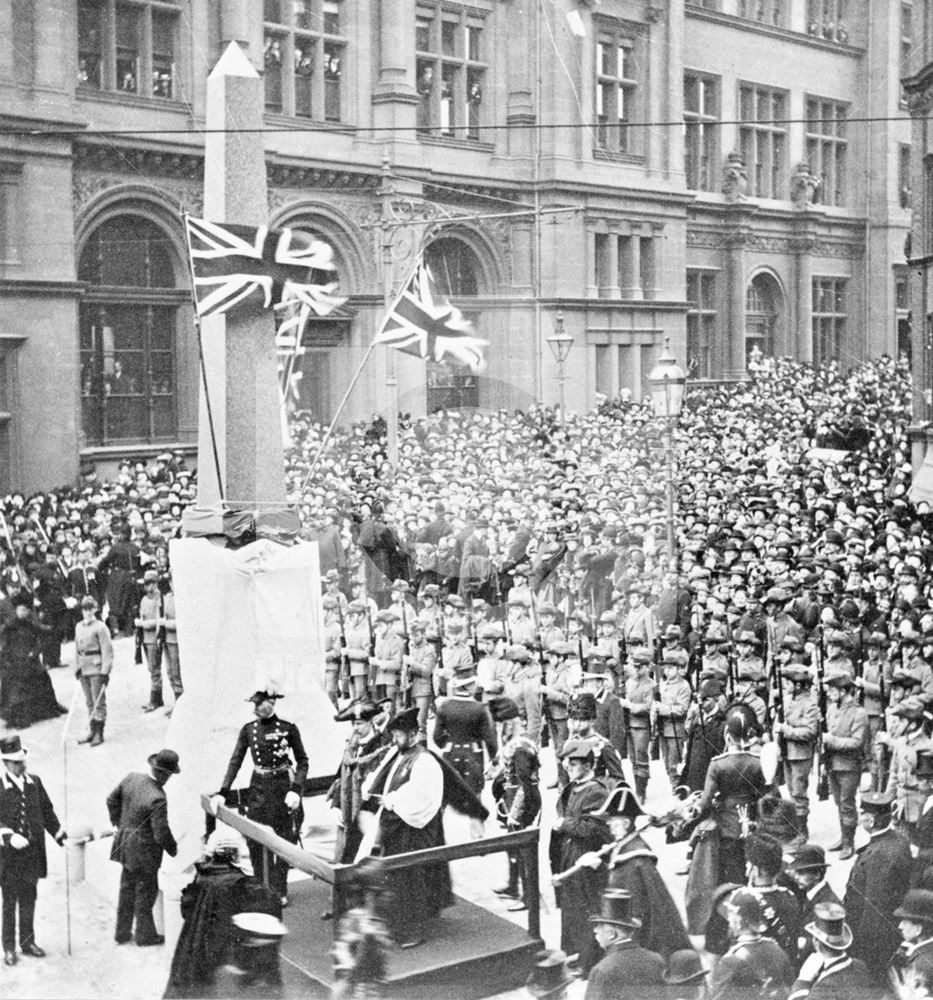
(0, 591, 66, 727)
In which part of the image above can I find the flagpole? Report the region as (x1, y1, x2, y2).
(299, 340, 377, 491)
(181, 211, 225, 503)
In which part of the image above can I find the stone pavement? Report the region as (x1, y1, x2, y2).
(2, 636, 854, 1000)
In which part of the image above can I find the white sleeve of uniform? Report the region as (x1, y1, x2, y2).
(383, 752, 444, 829)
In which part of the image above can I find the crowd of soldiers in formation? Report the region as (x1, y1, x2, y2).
(1, 353, 932, 996)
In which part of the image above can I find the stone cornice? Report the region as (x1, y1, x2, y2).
(903, 63, 933, 117)
(685, 5, 863, 56)
(0, 279, 85, 297)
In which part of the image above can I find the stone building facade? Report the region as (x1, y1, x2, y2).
(0, 1, 912, 491)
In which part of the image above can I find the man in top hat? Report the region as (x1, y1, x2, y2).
(845, 789, 913, 982)
(106, 747, 179, 947)
(891, 889, 933, 991)
(432, 673, 497, 802)
(787, 844, 841, 962)
(326, 701, 391, 871)
(0, 735, 65, 966)
(707, 888, 793, 1000)
(789, 902, 867, 1000)
(550, 740, 613, 976)
(823, 668, 868, 859)
(524, 949, 576, 1000)
(774, 663, 820, 846)
(135, 568, 166, 713)
(584, 889, 665, 1000)
(575, 786, 690, 958)
(362, 706, 486, 948)
(911, 748, 933, 885)
(210, 688, 308, 906)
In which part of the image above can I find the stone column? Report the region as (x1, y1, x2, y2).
(604, 234, 621, 299)
(35, 1, 67, 91)
(725, 235, 747, 376)
(622, 233, 643, 300)
(793, 231, 815, 363)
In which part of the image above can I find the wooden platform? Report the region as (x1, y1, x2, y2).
(281, 877, 544, 999)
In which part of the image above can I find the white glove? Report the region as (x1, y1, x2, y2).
(209, 794, 226, 816)
(284, 790, 300, 811)
(8, 833, 29, 850)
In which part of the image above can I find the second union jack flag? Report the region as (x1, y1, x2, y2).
(184, 215, 344, 335)
(373, 259, 488, 372)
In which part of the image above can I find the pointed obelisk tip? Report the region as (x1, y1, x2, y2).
(210, 40, 260, 80)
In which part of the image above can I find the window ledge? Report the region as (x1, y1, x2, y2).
(685, 7, 864, 55)
(263, 112, 354, 135)
(593, 149, 647, 166)
(76, 87, 191, 114)
(80, 441, 191, 459)
(418, 134, 495, 153)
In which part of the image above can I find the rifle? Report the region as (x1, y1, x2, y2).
(399, 600, 410, 709)
(336, 599, 350, 699)
(874, 651, 890, 791)
(815, 625, 830, 801)
(365, 605, 377, 692)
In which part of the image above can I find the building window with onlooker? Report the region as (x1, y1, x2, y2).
(737, 0, 786, 27)
(806, 0, 849, 43)
(895, 268, 911, 362)
(416, 5, 486, 141)
(739, 83, 787, 199)
(805, 97, 847, 206)
(684, 73, 719, 191)
(900, 143, 912, 209)
(901, 2, 913, 106)
(77, 1, 179, 99)
(595, 23, 644, 157)
(812, 276, 846, 365)
(78, 216, 186, 446)
(687, 270, 716, 378)
(264, 0, 346, 121)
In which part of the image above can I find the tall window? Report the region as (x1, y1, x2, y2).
(76, 1, 179, 99)
(739, 83, 787, 199)
(806, 0, 849, 42)
(264, 0, 346, 121)
(687, 271, 716, 378)
(595, 24, 643, 156)
(812, 277, 846, 365)
(737, 0, 786, 26)
(895, 268, 911, 362)
(684, 73, 719, 191)
(901, 2, 913, 106)
(900, 144, 912, 209)
(78, 216, 184, 445)
(416, 5, 486, 140)
(805, 97, 847, 206)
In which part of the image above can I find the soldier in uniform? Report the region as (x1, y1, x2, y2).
(823, 669, 868, 859)
(135, 569, 165, 713)
(438, 620, 474, 698)
(505, 643, 543, 744)
(73, 595, 113, 747)
(566, 692, 625, 786)
(730, 662, 768, 729)
(432, 674, 497, 801)
(844, 789, 913, 983)
(489, 696, 540, 911)
(475, 623, 508, 701)
(322, 595, 343, 707)
(536, 602, 565, 655)
(369, 609, 403, 705)
(344, 599, 372, 701)
(542, 640, 577, 784)
(823, 630, 856, 678)
(620, 648, 654, 801)
(404, 619, 436, 740)
(858, 631, 892, 786)
(653, 653, 691, 788)
(774, 664, 820, 846)
(211, 688, 309, 905)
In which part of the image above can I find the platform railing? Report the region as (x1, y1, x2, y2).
(200, 794, 542, 940)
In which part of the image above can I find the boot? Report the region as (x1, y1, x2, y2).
(77, 727, 94, 744)
(142, 690, 164, 713)
(89, 721, 104, 747)
(838, 824, 856, 860)
(494, 857, 520, 899)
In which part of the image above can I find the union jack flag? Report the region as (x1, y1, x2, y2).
(183, 215, 345, 336)
(373, 258, 487, 372)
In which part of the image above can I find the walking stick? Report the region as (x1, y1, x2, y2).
(60, 681, 82, 957)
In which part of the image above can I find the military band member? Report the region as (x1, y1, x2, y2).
(620, 648, 654, 801)
(211, 688, 309, 905)
(654, 654, 691, 788)
(823, 669, 868, 859)
(369, 610, 403, 704)
(344, 600, 372, 700)
(404, 619, 436, 740)
(774, 664, 820, 846)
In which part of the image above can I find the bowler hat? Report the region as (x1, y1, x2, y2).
(148, 748, 181, 774)
(662, 950, 708, 986)
(788, 843, 827, 872)
(805, 902, 852, 951)
(894, 889, 933, 925)
(589, 889, 642, 929)
(0, 735, 27, 761)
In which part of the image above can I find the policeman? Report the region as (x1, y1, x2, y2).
(774, 664, 819, 846)
(211, 688, 309, 905)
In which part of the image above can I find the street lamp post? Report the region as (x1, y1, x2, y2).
(647, 343, 686, 572)
(546, 311, 575, 426)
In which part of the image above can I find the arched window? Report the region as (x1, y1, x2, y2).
(423, 237, 482, 411)
(745, 272, 783, 361)
(78, 215, 185, 444)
